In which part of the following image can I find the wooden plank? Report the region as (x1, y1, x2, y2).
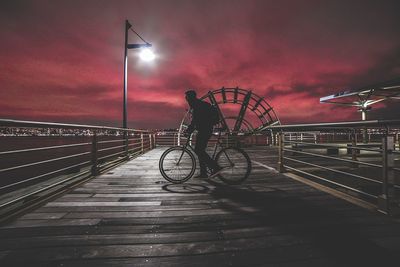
(46, 255, 337, 267)
(1, 219, 100, 228)
(0, 231, 222, 250)
(62, 209, 235, 219)
(2, 147, 400, 266)
(19, 213, 67, 220)
(46, 201, 162, 207)
(0, 236, 312, 261)
(36, 204, 213, 213)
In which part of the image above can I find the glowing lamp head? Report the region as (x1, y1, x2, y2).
(139, 48, 155, 61)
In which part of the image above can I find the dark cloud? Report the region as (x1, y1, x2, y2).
(0, 0, 399, 128)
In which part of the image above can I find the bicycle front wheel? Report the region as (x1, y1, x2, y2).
(216, 147, 251, 185)
(159, 146, 196, 184)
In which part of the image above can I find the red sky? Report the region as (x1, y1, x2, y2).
(1, 0, 400, 129)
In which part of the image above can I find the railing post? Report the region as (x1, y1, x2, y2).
(124, 131, 129, 158)
(91, 131, 98, 176)
(270, 133, 274, 146)
(278, 132, 285, 173)
(174, 132, 176, 146)
(363, 126, 368, 144)
(351, 130, 358, 162)
(272, 133, 278, 146)
(149, 133, 152, 150)
(153, 134, 156, 148)
(378, 135, 398, 215)
(140, 133, 144, 154)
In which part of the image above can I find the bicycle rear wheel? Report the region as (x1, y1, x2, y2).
(215, 147, 251, 185)
(159, 146, 196, 184)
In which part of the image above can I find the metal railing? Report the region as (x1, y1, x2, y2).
(268, 119, 400, 215)
(0, 119, 155, 222)
(154, 130, 273, 147)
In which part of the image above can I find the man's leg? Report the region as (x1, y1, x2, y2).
(195, 131, 218, 175)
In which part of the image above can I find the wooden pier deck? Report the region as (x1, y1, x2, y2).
(1, 147, 400, 266)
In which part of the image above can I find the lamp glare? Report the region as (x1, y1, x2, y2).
(139, 49, 155, 61)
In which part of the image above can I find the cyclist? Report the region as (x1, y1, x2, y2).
(184, 90, 223, 178)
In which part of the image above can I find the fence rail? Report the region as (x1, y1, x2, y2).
(154, 130, 274, 147)
(0, 119, 155, 223)
(268, 119, 400, 215)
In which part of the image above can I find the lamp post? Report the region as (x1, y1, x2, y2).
(123, 19, 153, 129)
(122, 19, 154, 155)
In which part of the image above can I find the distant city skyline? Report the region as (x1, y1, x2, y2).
(1, 0, 400, 129)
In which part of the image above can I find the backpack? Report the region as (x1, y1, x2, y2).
(209, 104, 220, 126)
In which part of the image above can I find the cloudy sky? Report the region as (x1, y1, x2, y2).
(1, 0, 399, 129)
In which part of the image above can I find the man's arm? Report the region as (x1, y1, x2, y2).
(185, 109, 196, 136)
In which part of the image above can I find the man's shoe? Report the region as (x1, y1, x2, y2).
(194, 173, 208, 179)
(209, 166, 224, 178)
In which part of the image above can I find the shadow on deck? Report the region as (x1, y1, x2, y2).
(1, 147, 400, 266)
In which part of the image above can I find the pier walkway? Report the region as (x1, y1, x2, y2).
(1, 147, 400, 266)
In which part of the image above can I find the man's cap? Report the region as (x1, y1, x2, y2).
(185, 90, 197, 99)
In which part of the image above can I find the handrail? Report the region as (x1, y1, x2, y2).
(0, 160, 91, 191)
(275, 120, 400, 216)
(265, 119, 400, 130)
(0, 151, 91, 173)
(0, 118, 157, 223)
(283, 148, 382, 168)
(0, 142, 91, 155)
(284, 140, 384, 152)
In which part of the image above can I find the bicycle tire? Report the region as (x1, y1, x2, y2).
(159, 146, 196, 184)
(215, 147, 251, 185)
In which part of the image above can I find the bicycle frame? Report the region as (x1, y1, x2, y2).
(177, 131, 235, 168)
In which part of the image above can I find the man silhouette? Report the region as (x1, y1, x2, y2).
(184, 90, 223, 178)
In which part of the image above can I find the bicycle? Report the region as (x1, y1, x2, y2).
(159, 130, 251, 184)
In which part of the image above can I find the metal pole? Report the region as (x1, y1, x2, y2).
(348, 129, 360, 169)
(149, 133, 152, 150)
(351, 130, 358, 162)
(361, 109, 368, 144)
(125, 131, 129, 157)
(379, 134, 398, 215)
(123, 20, 131, 158)
(379, 135, 390, 214)
(91, 131, 98, 176)
(278, 132, 285, 173)
(141, 133, 144, 153)
(123, 20, 131, 129)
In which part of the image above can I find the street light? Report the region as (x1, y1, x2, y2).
(139, 48, 156, 61)
(123, 19, 154, 129)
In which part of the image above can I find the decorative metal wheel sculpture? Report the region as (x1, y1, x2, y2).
(179, 87, 280, 136)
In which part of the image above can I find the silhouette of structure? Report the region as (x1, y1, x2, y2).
(320, 77, 400, 121)
(179, 88, 280, 135)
